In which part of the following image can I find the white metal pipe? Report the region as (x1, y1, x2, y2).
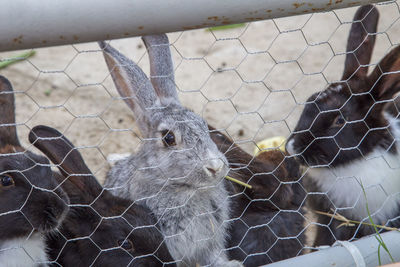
(266, 231, 400, 267)
(0, 0, 388, 52)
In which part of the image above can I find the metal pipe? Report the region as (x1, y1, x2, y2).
(0, 0, 387, 52)
(266, 231, 400, 267)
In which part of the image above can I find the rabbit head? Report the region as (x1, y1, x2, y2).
(29, 125, 175, 266)
(0, 76, 68, 241)
(286, 5, 400, 167)
(99, 35, 229, 187)
(209, 126, 302, 210)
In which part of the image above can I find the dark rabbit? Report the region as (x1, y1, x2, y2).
(99, 35, 242, 266)
(209, 127, 306, 266)
(29, 125, 176, 266)
(286, 5, 400, 246)
(0, 76, 69, 266)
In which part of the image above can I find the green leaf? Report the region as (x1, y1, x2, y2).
(0, 50, 36, 69)
(361, 182, 394, 264)
(208, 23, 246, 31)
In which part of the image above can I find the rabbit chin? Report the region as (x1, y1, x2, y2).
(0, 233, 48, 267)
(306, 113, 400, 224)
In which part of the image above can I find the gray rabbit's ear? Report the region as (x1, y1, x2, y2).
(99, 41, 160, 133)
(0, 76, 21, 148)
(142, 34, 180, 105)
(342, 4, 379, 81)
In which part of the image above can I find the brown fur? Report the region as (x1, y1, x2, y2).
(29, 125, 176, 266)
(0, 144, 24, 154)
(209, 126, 306, 265)
(0, 75, 69, 266)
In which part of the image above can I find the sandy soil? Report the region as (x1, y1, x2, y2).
(1, 3, 399, 249)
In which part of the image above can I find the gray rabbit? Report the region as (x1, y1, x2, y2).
(100, 35, 242, 266)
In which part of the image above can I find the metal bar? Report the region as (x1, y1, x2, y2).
(0, 0, 388, 52)
(266, 231, 400, 267)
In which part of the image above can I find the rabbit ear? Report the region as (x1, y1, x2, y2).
(142, 34, 180, 105)
(342, 5, 379, 81)
(0, 76, 21, 148)
(368, 46, 400, 101)
(28, 125, 103, 200)
(99, 41, 160, 133)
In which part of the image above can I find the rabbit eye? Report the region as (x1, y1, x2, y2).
(118, 239, 134, 251)
(0, 174, 14, 187)
(333, 115, 345, 127)
(161, 130, 176, 147)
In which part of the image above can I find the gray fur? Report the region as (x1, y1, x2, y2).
(99, 40, 159, 134)
(100, 35, 242, 266)
(142, 35, 178, 103)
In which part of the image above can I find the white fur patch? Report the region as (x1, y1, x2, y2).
(317, 84, 343, 100)
(286, 139, 295, 156)
(107, 153, 131, 164)
(331, 84, 343, 92)
(307, 113, 400, 224)
(0, 234, 48, 267)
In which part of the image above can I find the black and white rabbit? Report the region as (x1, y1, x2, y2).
(0, 76, 69, 266)
(209, 127, 306, 266)
(99, 35, 242, 266)
(29, 125, 176, 266)
(286, 5, 400, 246)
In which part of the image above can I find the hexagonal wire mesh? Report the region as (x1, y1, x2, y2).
(0, 1, 400, 266)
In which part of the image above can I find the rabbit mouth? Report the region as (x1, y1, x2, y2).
(202, 165, 226, 178)
(299, 149, 334, 167)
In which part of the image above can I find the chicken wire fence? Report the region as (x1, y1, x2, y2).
(1, 1, 400, 266)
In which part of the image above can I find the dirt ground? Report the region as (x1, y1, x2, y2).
(1, 3, 399, 249)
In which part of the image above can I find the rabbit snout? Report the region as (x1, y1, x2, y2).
(286, 130, 313, 156)
(203, 158, 226, 177)
(285, 138, 296, 156)
(22, 188, 69, 233)
(201, 147, 229, 179)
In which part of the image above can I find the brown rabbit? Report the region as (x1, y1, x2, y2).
(0, 76, 69, 266)
(209, 127, 306, 266)
(286, 5, 400, 246)
(29, 125, 176, 266)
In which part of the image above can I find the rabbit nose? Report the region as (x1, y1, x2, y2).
(206, 167, 217, 175)
(203, 159, 224, 177)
